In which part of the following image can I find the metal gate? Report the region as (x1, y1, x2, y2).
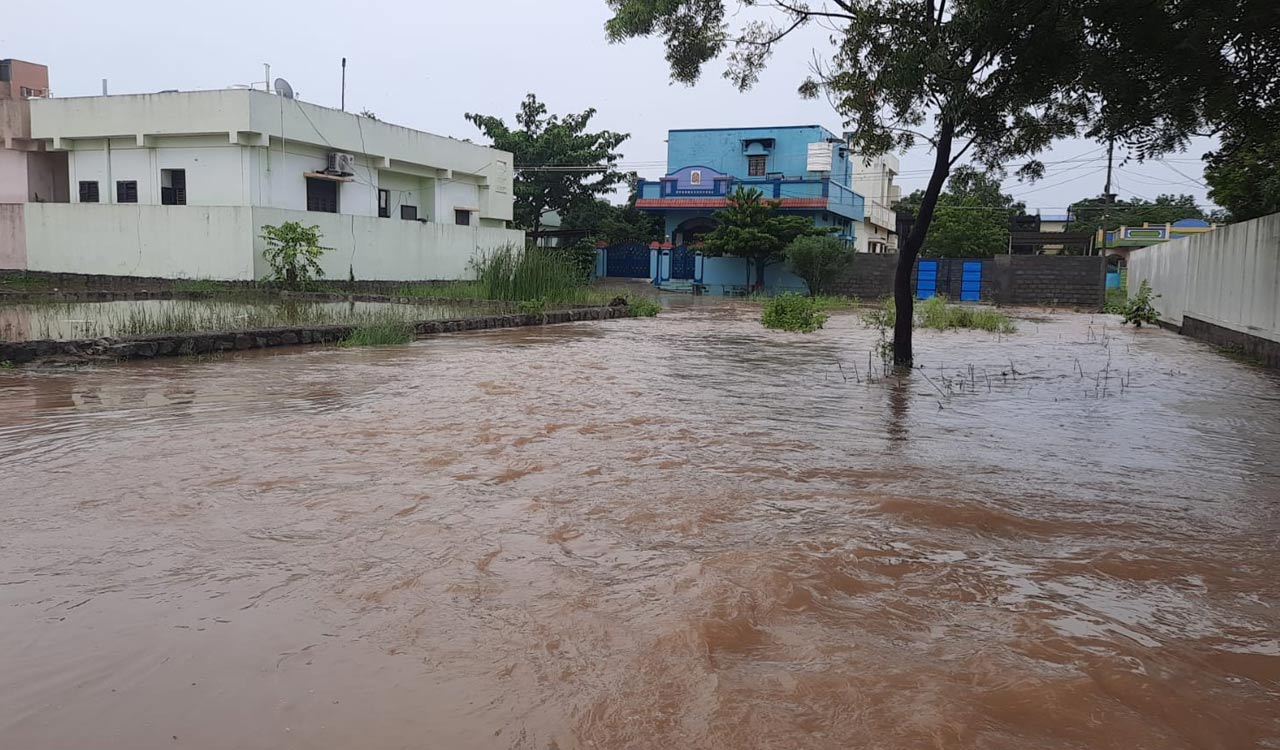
(960, 261, 982, 301)
(605, 242, 651, 278)
(670, 244, 696, 280)
(916, 259, 939, 299)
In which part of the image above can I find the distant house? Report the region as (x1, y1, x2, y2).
(635, 125, 868, 246)
(1, 83, 521, 280)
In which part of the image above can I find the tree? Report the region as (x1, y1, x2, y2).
(560, 181, 662, 245)
(1067, 194, 1207, 233)
(261, 222, 329, 289)
(702, 186, 831, 288)
(466, 94, 630, 233)
(894, 166, 1024, 257)
(786, 235, 853, 295)
(604, 0, 1273, 365)
(1204, 132, 1280, 222)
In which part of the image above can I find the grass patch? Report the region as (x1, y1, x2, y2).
(1104, 286, 1127, 314)
(762, 293, 828, 333)
(862, 295, 1016, 334)
(340, 321, 415, 347)
(810, 294, 860, 311)
(172, 278, 232, 294)
(0, 274, 54, 292)
(627, 296, 661, 317)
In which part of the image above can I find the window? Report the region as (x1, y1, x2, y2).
(378, 189, 391, 218)
(400, 205, 418, 221)
(454, 209, 471, 226)
(747, 155, 767, 177)
(116, 180, 138, 203)
(78, 181, 99, 203)
(160, 169, 186, 205)
(0, 61, 9, 82)
(306, 177, 338, 213)
(689, 170, 702, 186)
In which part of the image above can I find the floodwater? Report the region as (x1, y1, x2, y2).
(0, 298, 499, 342)
(1, 301, 1278, 750)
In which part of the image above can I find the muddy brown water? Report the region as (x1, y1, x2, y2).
(2, 301, 1278, 750)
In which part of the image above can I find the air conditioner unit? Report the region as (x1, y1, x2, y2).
(327, 152, 356, 176)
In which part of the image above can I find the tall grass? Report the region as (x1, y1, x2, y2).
(340, 320, 415, 347)
(470, 244, 596, 305)
(862, 295, 1016, 333)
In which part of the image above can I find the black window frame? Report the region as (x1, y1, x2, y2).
(160, 168, 187, 206)
(378, 189, 391, 218)
(78, 181, 100, 203)
(116, 180, 138, 204)
(400, 204, 418, 221)
(454, 209, 471, 226)
(747, 155, 767, 177)
(305, 177, 339, 214)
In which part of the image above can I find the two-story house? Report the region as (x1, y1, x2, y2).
(635, 125, 867, 248)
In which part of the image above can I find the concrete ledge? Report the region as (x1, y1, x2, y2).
(1181, 315, 1280, 369)
(0, 305, 634, 366)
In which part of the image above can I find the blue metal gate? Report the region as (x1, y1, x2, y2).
(670, 244, 696, 280)
(960, 261, 982, 301)
(605, 242, 651, 278)
(917, 260, 939, 299)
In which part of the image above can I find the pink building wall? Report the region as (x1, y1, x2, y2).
(0, 204, 26, 270)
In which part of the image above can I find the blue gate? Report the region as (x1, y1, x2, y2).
(917, 260, 939, 299)
(670, 244, 696, 280)
(605, 242, 651, 278)
(960, 261, 982, 301)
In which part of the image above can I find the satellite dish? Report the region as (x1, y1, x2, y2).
(274, 78, 295, 99)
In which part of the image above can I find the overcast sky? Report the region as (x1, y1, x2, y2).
(5, 0, 1217, 213)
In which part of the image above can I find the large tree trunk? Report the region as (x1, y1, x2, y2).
(755, 257, 767, 288)
(893, 121, 955, 367)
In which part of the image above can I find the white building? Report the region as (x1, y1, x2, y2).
(1, 88, 521, 280)
(850, 151, 901, 253)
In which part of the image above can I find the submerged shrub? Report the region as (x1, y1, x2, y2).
(762, 293, 828, 333)
(1122, 280, 1160, 327)
(340, 321, 415, 347)
(626, 297, 661, 317)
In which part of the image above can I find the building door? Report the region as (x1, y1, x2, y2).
(960, 261, 982, 301)
(916, 259, 938, 299)
(670, 245, 696, 279)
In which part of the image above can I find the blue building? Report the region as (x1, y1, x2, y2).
(635, 125, 866, 246)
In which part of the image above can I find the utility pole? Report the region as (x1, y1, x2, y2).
(1099, 138, 1116, 256)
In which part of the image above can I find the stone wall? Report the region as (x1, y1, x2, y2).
(0, 269, 468, 295)
(828, 255, 1105, 308)
(0, 306, 634, 365)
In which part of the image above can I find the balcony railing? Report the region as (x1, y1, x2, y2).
(638, 177, 864, 219)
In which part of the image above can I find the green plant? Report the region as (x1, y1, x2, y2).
(261, 221, 330, 289)
(340, 321, 415, 347)
(1104, 286, 1127, 314)
(469, 244, 597, 305)
(0, 360, 14, 369)
(626, 296, 661, 317)
(762, 292, 828, 333)
(517, 298, 547, 315)
(702, 186, 835, 288)
(786, 235, 854, 295)
(1122, 280, 1160, 327)
(915, 295, 1016, 333)
(810, 294, 860, 311)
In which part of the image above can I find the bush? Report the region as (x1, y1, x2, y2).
(627, 296, 661, 317)
(261, 221, 329, 289)
(786, 236, 853, 295)
(915, 295, 1016, 333)
(340, 321, 415, 347)
(762, 292, 828, 332)
(470, 244, 593, 304)
(1122, 280, 1160, 327)
(517, 298, 547, 315)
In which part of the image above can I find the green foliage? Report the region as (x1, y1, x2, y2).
(895, 167, 1026, 257)
(0, 274, 52, 291)
(557, 241, 600, 281)
(0, 360, 13, 369)
(261, 222, 329, 289)
(1122, 280, 1160, 327)
(761, 293, 828, 333)
(626, 296, 661, 317)
(785, 236, 853, 295)
(341, 321, 415, 347)
(862, 295, 1014, 333)
(915, 296, 1016, 333)
(561, 197, 662, 245)
(1067, 194, 1209, 233)
(810, 294, 860, 311)
(1104, 287, 1128, 314)
(466, 94, 630, 232)
(1204, 132, 1280, 223)
(703, 186, 833, 287)
(517, 298, 547, 315)
(469, 244, 596, 305)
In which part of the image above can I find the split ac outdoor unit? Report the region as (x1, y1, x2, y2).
(327, 152, 356, 176)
